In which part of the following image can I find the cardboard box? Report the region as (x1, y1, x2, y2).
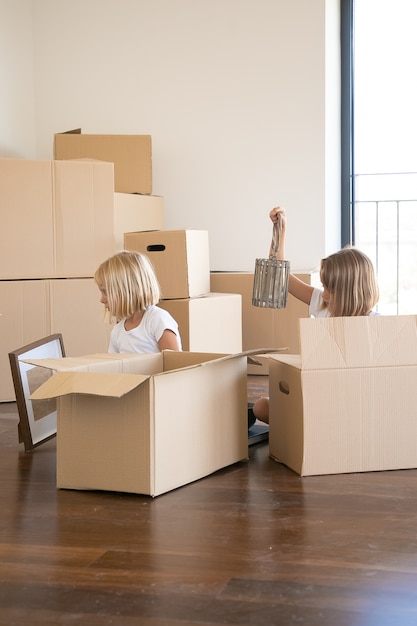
(268, 315, 417, 476)
(28, 351, 251, 496)
(0, 158, 115, 279)
(0, 279, 110, 401)
(210, 271, 318, 374)
(54, 129, 152, 194)
(158, 293, 242, 353)
(114, 193, 164, 250)
(49, 279, 111, 355)
(125, 230, 211, 299)
(0, 280, 50, 401)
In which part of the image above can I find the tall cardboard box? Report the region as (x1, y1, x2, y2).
(54, 129, 152, 194)
(49, 279, 111, 356)
(210, 271, 318, 373)
(0, 280, 50, 401)
(29, 351, 250, 497)
(125, 230, 211, 299)
(158, 293, 242, 353)
(269, 315, 417, 476)
(1, 279, 110, 402)
(114, 193, 164, 250)
(0, 158, 115, 279)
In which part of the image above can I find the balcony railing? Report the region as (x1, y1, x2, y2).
(353, 173, 417, 315)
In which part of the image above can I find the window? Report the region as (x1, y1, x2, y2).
(341, 0, 417, 314)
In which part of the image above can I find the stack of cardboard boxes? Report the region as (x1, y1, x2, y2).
(56, 131, 243, 357)
(0, 131, 159, 400)
(0, 156, 113, 401)
(210, 270, 319, 374)
(124, 229, 242, 354)
(0, 129, 242, 401)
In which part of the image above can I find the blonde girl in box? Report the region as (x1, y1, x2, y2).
(249, 205, 380, 425)
(95, 250, 182, 354)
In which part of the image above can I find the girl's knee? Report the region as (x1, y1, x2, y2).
(253, 396, 270, 424)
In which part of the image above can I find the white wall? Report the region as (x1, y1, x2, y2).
(2, 0, 341, 272)
(0, 0, 36, 157)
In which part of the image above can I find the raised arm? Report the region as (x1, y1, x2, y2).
(269, 206, 314, 306)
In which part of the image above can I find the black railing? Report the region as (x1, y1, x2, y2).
(353, 173, 417, 315)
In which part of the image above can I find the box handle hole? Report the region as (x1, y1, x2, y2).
(279, 381, 289, 395)
(147, 244, 166, 252)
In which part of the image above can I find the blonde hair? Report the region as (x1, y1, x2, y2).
(95, 251, 161, 321)
(319, 246, 379, 317)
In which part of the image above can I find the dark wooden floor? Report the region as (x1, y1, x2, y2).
(1, 375, 417, 625)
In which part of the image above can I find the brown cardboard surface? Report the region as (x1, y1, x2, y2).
(125, 230, 211, 299)
(210, 271, 318, 374)
(54, 160, 115, 276)
(0, 278, 111, 402)
(114, 193, 164, 250)
(54, 130, 152, 194)
(158, 292, 242, 353)
(24, 353, 160, 377)
(31, 370, 150, 399)
(0, 280, 50, 401)
(298, 314, 417, 369)
(0, 159, 54, 278)
(0, 158, 115, 279)
(49, 279, 110, 357)
(269, 315, 417, 476)
(27, 350, 255, 383)
(28, 350, 254, 496)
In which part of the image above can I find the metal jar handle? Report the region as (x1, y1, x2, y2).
(252, 214, 290, 309)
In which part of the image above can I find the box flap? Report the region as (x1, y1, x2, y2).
(160, 348, 287, 373)
(205, 347, 288, 365)
(22, 353, 150, 372)
(23, 355, 111, 371)
(246, 349, 288, 366)
(299, 315, 417, 370)
(30, 371, 149, 400)
(25, 349, 286, 377)
(55, 128, 82, 135)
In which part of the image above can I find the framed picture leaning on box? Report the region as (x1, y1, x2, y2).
(9, 334, 65, 451)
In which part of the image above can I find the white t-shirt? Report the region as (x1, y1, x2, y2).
(309, 287, 331, 317)
(309, 287, 379, 317)
(109, 305, 182, 353)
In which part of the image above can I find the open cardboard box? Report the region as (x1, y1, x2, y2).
(27, 349, 280, 496)
(269, 315, 417, 476)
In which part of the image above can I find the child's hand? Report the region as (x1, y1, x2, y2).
(269, 206, 287, 226)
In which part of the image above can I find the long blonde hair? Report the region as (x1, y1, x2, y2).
(95, 251, 161, 321)
(319, 247, 379, 317)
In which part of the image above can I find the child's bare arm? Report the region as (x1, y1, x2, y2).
(269, 206, 314, 306)
(158, 329, 181, 351)
(288, 274, 314, 305)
